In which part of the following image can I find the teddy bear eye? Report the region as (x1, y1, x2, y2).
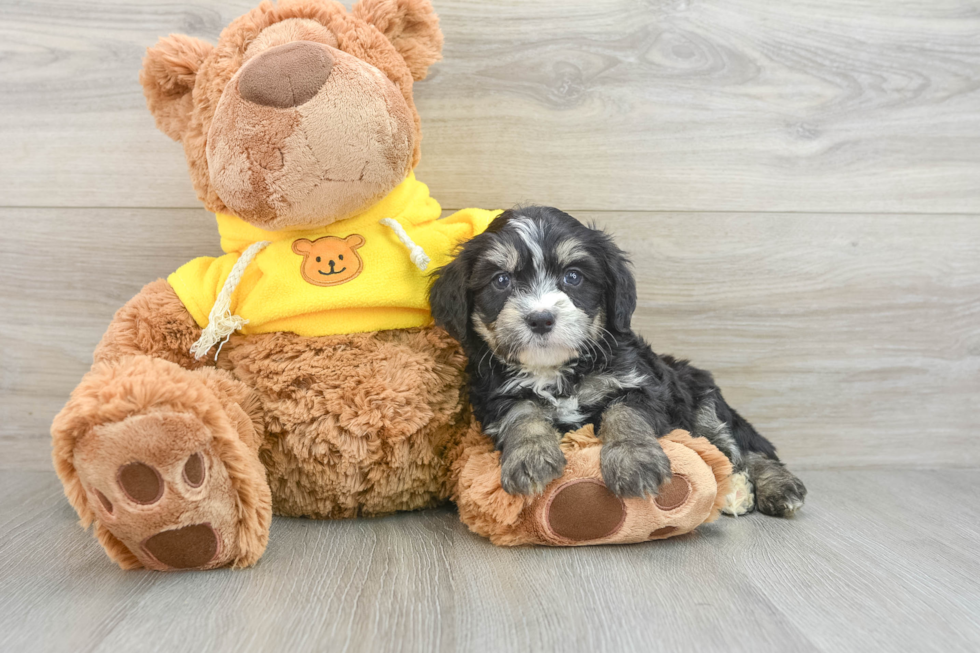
(339, 254, 344, 260)
(316, 256, 321, 262)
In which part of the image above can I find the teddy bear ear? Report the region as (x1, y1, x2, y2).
(139, 34, 214, 142)
(352, 0, 444, 81)
(292, 239, 313, 255)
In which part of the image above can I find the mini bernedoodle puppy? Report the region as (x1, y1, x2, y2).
(429, 206, 806, 517)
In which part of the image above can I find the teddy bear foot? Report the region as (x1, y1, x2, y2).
(53, 358, 272, 570)
(454, 426, 734, 547)
(74, 411, 259, 570)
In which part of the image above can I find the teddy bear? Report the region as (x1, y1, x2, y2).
(51, 0, 733, 571)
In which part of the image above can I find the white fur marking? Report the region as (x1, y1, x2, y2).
(486, 240, 519, 271)
(511, 218, 545, 269)
(555, 238, 585, 267)
(487, 400, 549, 437)
(782, 497, 804, 516)
(553, 395, 585, 424)
(722, 471, 755, 516)
(575, 370, 648, 405)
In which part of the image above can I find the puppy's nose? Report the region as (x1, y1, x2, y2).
(526, 311, 556, 335)
(238, 41, 333, 108)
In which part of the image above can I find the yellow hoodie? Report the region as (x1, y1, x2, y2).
(168, 173, 499, 339)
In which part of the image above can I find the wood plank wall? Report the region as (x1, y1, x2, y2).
(1, 0, 978, 470)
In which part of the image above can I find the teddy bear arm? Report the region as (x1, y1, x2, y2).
(94, 278, 211, 370)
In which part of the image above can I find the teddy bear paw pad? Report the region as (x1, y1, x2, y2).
(545, 479, 627, 542)
(118, 462, 164, 504)
(143, 524, 220, 569)
(654, 474, 691, 510)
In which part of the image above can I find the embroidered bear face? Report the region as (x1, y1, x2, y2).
(292, 235, 365, 287)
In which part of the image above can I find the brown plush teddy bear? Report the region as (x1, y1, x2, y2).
(51, 0, 733, 571)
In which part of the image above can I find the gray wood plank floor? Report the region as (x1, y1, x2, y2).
(1, 469, 977, 653)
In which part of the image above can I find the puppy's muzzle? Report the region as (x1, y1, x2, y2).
(526, 311, 556, 335)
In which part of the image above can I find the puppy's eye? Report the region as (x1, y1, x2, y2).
(316, 256, 321, 263)
(563, 269, 583, 286)
(492, 272, 511, 290)
(339, 254, 344, 261)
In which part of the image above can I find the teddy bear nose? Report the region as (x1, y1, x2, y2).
(238, 41, 333, 108)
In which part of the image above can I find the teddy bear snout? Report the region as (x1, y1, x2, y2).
(238, 41, 333, 109)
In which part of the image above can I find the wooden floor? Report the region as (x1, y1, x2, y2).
(1, 468, 978, 653)
(2, 0, 979, 651)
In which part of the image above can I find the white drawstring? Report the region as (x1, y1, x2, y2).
(380, 218, 430, 271)
(189, 240, 271, 361)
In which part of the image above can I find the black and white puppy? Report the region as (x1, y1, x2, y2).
(429, 206, 806, 517)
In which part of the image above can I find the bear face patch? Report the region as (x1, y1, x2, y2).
(292, 235, 365, 287)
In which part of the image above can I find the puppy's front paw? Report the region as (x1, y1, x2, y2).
(500, 442, 567, 496)
(756, 472, 807, 518)
(746, 452, 807, 518)
(600, 438, 672, 498)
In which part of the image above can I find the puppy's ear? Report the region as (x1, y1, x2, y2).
(485, 208, 516, 234)
(429, 253, 470, 342)
(605, 241, 637, 334)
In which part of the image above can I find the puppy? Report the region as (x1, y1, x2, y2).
(429, 206, 806, 517)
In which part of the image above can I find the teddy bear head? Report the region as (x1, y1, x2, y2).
(140, 0, 443, 231)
